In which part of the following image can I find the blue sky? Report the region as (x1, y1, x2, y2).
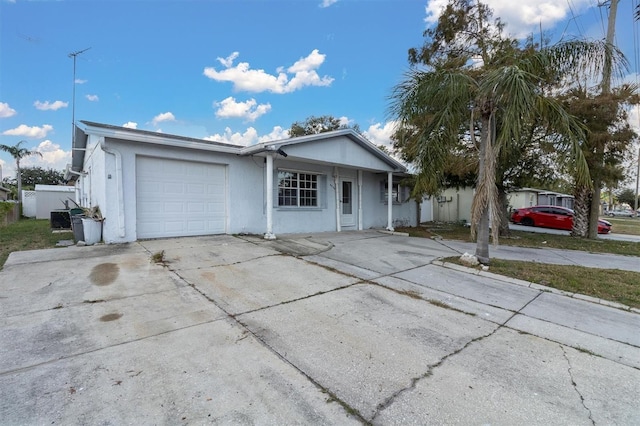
(1, 0, 639, 181)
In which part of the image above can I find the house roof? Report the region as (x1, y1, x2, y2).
(72, 121, 406, 175)
(0, 186, 10, 193)
(240, 129, 406, 172)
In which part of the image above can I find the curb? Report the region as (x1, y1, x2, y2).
(433, 260, 638, 314)
(378, 230, 410, 237)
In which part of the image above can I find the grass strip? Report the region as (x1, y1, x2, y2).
(1, 219, 73, 269)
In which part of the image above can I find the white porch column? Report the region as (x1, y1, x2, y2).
(334, 166, 341, 232)
(357, 169, 363, 230)
(386, 171, 394, 231)
(264, 154, 276, 240)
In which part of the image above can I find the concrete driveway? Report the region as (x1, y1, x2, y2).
(1, 231, 638, 425)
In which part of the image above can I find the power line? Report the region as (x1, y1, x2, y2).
(566, 0, 587, 37)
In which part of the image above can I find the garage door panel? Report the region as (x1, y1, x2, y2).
(164, 202, 186, 213)
(187, 202, 205, 213)
(136, 157, 227, 239)
(186, 183, 206, 195)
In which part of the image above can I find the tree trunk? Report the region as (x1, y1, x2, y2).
(572, 184, 591, 237)
(16, 160, 22, 204)
(474, 115, 491, 264)
(498, 189, 511, 237)
(588, 178, 601, 239)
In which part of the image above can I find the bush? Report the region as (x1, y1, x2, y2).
(0, 201, 19, 227)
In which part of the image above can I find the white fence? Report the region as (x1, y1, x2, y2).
(22, 190, 36, 218)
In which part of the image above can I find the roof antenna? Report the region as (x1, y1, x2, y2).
(68, 47, 91, 148)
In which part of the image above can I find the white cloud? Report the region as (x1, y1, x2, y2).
(86, 94, 99, 102)
(204, 125, 290, 147)
(214, 97, 271, 122)
(217, 52, 240, 68)
(34, 100, 68, 111)
(204, 127, 259, 146)
(152, 112, 176, 126)
(203, 50, 334, 94)
(627, 104, 640, 135)
(122, 121, 138, 129)
(320, 0, 338, 8)
(26, 140, 72, 171)
(258, 126, 289, 142)
(75, 79, 87, 84)
(338, 116, 353, 127)
(363, 121, 398, 148)
(2, 124, 53, 139)
(424, 0, 592, 38)
(0, 102, 17, 118)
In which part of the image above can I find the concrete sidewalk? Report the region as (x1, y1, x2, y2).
(438, 239, 640, 272)
(1, 231, 638, 425)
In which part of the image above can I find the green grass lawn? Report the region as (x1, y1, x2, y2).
(601, 216, 640, 236)
(0, 219, 73, 269)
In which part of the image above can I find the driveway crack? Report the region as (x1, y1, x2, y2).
(561, 345, 595, 425)
(370, 329, 498, 423)
(370, 291, 545, 422)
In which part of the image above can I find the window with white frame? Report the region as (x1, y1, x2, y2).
(380, 179, 409, 204)
(278, 170, 319, 207)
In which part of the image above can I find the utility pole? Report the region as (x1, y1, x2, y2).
(601, 0, 618, 94)
(635, 145, 640, 212)
(68, 47, 91, 147)
(588, 0, 619, 238)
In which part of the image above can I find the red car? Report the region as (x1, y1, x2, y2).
(511, 205, 612, 234)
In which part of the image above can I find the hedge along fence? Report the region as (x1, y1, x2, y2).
(0, 202, 20, 227)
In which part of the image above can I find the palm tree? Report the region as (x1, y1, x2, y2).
(0, 140, 42, 203)
(389, 0, 623, 264)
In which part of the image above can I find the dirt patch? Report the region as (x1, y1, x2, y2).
(90, 263, 120, 286)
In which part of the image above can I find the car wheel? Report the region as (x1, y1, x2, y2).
(521, 217, 534, 226)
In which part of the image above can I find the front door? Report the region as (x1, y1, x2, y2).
(340, 178, 355, 227)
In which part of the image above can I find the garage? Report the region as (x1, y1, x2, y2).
(136, 156, 227, 239)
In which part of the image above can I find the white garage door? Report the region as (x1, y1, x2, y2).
(136, 157, 227, 239)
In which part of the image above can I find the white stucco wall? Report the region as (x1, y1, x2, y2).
(420, 197, 434, 223)
(281, 136, 396, 171)
(77, 134, 107, 217)
(359, 172, 418, 229)
(433, 187, 474, 223)
(99, 138, 265, 243)
(80, 132, 416, 243)
(509, 191, 538, 209)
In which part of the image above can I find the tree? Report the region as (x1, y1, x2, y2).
(289, 115, 360, 137)
(0, 141, 42, 203)
(560, 86, 638, 237)
(389, 0, 614, 263)
(616, 188, 639, 208)
(19, 166, 65, 188)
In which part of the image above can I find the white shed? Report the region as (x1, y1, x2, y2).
(34, 185, 76, 219)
